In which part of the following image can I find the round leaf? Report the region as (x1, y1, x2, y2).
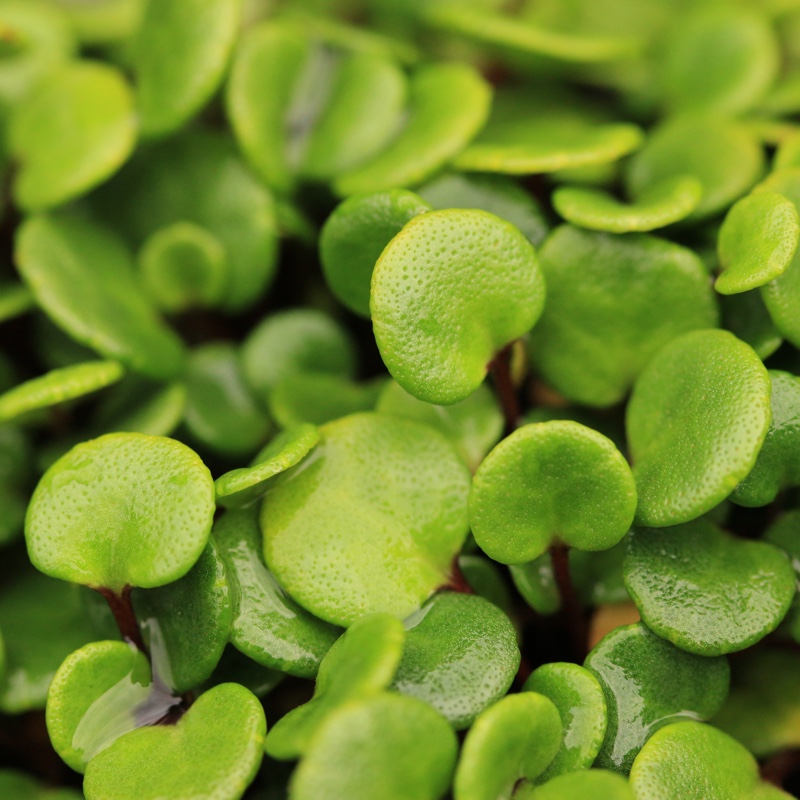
(584, 622, 730, 773)
(26, 432, 215, 592)
(9, 60, 135, 211)
(627, 329, 771, 527)
(470, 421, 636, 565)
(16, 215, 185, 381)
(261, 413, 471, 626)
(624, 519, 795, 656)
(371, 208, 545, 404)
(391, 592, 519, 729)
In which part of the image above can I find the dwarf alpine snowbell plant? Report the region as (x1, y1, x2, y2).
(2, 0, 800, 798)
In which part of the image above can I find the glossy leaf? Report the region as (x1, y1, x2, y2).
(0, 360, 124, 423)
(214, 508, 341, 677)
(524, 662, 607, 780)
(265, 613, 404, 759)
(453, 692, 562, 800)
(132, 0, 240, 137)
(716, 192, 799, 295)
(215, 425, 320, 508)
(529, 226, 718, 407)
(9, 60, 136, 211)
(261, 413, 471, 626)
(392, 592, 519, 729)
(319, 190, 431, 317)
(584, 623, 730, 773)
(26, 432, 215, 592)
(372, 208, 545, 404)
(624, 520, 795, 656)
(334, 62, 491, 196)
(552, 176, 702, 233)
(290, 693, 457, 800)
(470, 421, 636, 565)
(83, 683, 266, 800)
(516, 770, 633, 800)
(16, 215, 185, 381)
(627, 329, 771, 527)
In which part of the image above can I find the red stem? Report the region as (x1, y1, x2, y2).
(551, 544, 588, 662)
(489, 343, 521, 436)
(98, 586, 149, 655)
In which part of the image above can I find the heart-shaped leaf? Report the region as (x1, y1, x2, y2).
(134, 541, 231, 694)
(470, 421, 636, 564)
(261, 413, 471, 626)
(132, 0, 240, 137)
(16, 215, 185, 381)
(265, 613, 404, 759)
(732, 370, 800, 506)
(716, 192, 799, 295)
(626, 115, 764, 219)
(523, 662, 607, 780)
(9, 60, 136, 211)
(334, 62, 491, 196)
(289, 693, 457, 800)
(623, 519, 795, 655)
(241, 309, 356, 400)
(627, 329, 771, 527)
(215, 425, 320, 508)
(83, 682, 266, 800)
(371, 208, 545, 404)
(515, 770, 633, 800)
(453, 692, 562, 800)
(46, 640, 153, 773)
(528, 225, 718, 407)
(26, 432, 215, 592)
(391, 592, 519, 729)
(0, 360, 124, 423)
(584, 622, 730, 773)
(214, 508, 341, 676)
(552, 176, 702, 233)
(320, 190, 431, 317)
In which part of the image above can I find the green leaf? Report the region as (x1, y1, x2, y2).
(392, 592, 519, 729)
(132, 0, 241, 137)
(523, 662, 607, 780)
(0, 282, 34, 324)
(261, 413, 471, 626)
(732, 370, 800, 506)
(584, 622, 730, 773)
(627, 329, 771, 527)
(214, 508, 341, 677)
(376, 380, 503, 471)
(184, 343, 271, 457)
(241, 309, 356, 399)
(470, 421, 636, 564)
(215, 425, 320, 508)
(46, 640, 152, 773)
(0, 569, 97, 713)
(630, 721, 787, 800)
(265, 613, 404, 759)
(93, 379, 187, 438)
(334, 62, 491, 196)
(552, 176, 702, 233)
(529, 225, 718, 407)
(623, 519, 795, 655)
(134, 541, 231, 694)
(515, 770, 633, 800)
(289, 693, 458, 800)
(453, 692, 562, 800)
(26, 432, 215, 592)
(9, 60, 135, 211)
(372, 208, 545, 404)
(16, 215, 185, 381)
(660, 6, 778, 116)
(721, 290, 783, 360)
(0, 769, 82, 800)
(510, 555, 560, 615)
(320, 190, 431, 317)
(83, 682, 266, 800)
(0, 360, 123, 423)
(626, 115, 765, 219)
(716, 192, 799, 295)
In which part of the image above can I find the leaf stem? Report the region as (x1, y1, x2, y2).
(98, 585, 149, 655)
(489, 342, 521, 436)
(444, 556, 475, 594)
(550, 544, 588, 662)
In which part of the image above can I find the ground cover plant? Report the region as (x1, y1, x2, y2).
(4, 0, 800, 798)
